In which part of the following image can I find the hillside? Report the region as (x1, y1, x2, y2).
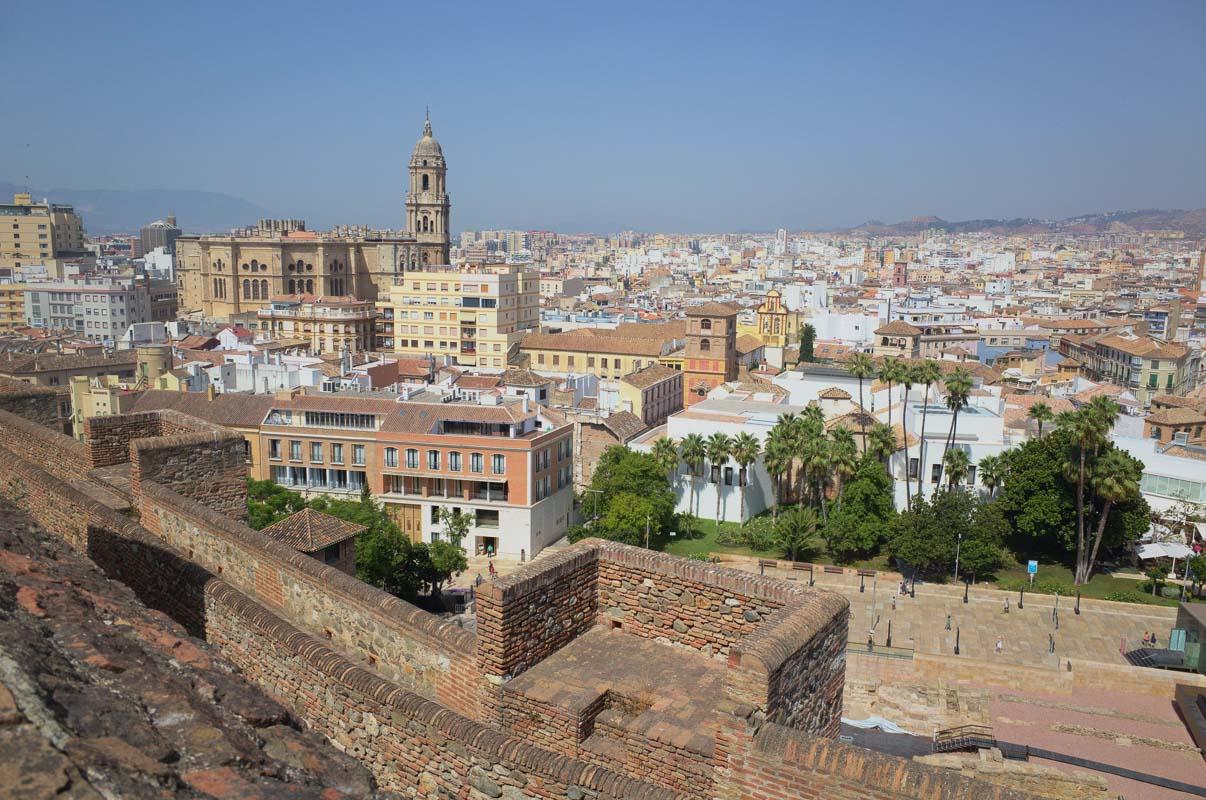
(844, 208, 1206, 237)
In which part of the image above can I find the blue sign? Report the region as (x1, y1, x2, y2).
(1027, 560, 1038, 575)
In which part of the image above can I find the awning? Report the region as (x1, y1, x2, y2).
(1136, 542, 1194, 560)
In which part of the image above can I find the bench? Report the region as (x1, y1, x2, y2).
(790, 562, 811, 571)
(823, 566, 844, 575)
(857, 569, 877, 577)
(758, 559, 778, 568)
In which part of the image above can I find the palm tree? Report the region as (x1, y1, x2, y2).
(795, 408, 824, 504)
(866, 422, 897, 470)
(730, 432, 761, 523)
(651, 436, 679, 487)
(847, 352, 876, 449)
(679, 433, 706, 519)
(914, 360, 942, 501)
(770, 413, 799, 502)
(762, 434, 793, 524)
(800, 434, 832, 521)
(1027, 401, 1054, 439)
(878, 356, 905, 434)
(1085, 449, 1140, 583)
(829, 426, 859, 505)
(773, 505, 819, 563)
(900, 363, 917, 510)
(941, 367, 974, 460)
(977, 453, 1005, 498)
(942, 447, 971, 490)
(1085, 395, 1120, 447)
(705, 432, 732, 524)
(1060, 409, 1099, 585)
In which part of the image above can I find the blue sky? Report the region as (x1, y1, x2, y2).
(2, 1, 1204, 232)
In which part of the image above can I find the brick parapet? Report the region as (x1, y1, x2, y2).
(0, 377, 62, 427)
(139, 480, 483, 717)
(206, 580, 685, 800)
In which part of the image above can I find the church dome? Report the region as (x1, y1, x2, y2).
(412, 117, 443, 160)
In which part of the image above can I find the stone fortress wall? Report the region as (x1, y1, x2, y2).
(0, 385, 1048, 800)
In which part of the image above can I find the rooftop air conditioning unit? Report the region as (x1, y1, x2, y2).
(1173, 431, 1189, 445)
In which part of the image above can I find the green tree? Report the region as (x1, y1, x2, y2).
(824, 456, 896, 562)
(599, 491, 662, 547)
(773, 505, 820, 562)
(942, 447, 970, 489)
(1027, 401, 1054, 439)
(585, 445, 677, 544)
(940, 367, 974, 460)
(888, 489, 1004, 580)
(977, 453, 1005, 498)
(1084, 448, 1142, 583)
(1061, 400, 1120, 584)
(798, 323, 816, 363)
(437, 507, 471, 549)
(899, 363, 916, 510)
(730, 431, 761, 523)
(829, 426, 859, 503)
(705, 432, 733, 523)
(913, 360, 942, 501)
(800, 431, 832, 521)
(424, 540, 468, 597)
(652, 435, 680, 487)
(1187, 553, 1206, 598)
(679, 432, 707, 518)
(847, 352, 876, 449)
(762, 429, 794, 524)
(865, 422, 896, 470)
(879, 356, 906, 434)
(246, 478, 307, 529)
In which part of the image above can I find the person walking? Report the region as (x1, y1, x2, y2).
(488, 560, 497, 579)
(995, 637, 1003, 654)
(1003, 597, 1010, 614)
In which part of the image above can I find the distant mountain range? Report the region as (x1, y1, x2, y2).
(844, 209, 1206, 237)
(0, 181, 269, 235)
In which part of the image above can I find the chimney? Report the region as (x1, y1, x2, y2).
(206, 384, 216, 401)
(522, 395, 530, 413)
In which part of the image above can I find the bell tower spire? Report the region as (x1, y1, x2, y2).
(406, 113, 450, 267)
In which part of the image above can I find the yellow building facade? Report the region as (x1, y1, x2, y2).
(0, 193, 87, 270)
(383, 264, 538, 369)
(0, 283, 27, 332)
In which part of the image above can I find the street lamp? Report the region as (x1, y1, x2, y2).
(953, 530, 963, 582)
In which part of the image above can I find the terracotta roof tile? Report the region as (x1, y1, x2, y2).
(260, 508, 364, 552)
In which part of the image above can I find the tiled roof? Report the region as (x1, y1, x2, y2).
(685, 302, 738, 317)
(601, 411, 648, 441)
(501, 368, 551, 388)
(0, 350, 139, 374)
(520, 331, 669, 357)
(456, 374, 503, 390)
(126, 389, 276, 427)
(874, 320, 923, 336)
(621, 363, 679, 390)
(1146, 407, 1206, 426)
(260, 508, 364, 552)
(735, 334, 764, 354)
(1094, 334, 1187, 359)
(818, 386, 851, 400)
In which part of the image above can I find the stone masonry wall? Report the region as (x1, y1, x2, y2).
(589, 708, 714, 798)
(84, 410, 164, 467)
(205, 581, 683, 800)
(595, 543, 795, 658)
(138, 481, 484, 720)
(0, 407, 90, 487)
(476, 544, 599, 685)
(725, 593, 849, 738)
(0, 377, 62, 427)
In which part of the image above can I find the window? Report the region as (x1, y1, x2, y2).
(269, 439, 281, 460)
(406, 448, 419, 469)
(310, 442, 323, 462)
(352, 444, 365, 465)
(470, 452, 483, 473)
(385, 447, 398, 468)
(331, 443, 344, 464)
(492, 454, 505, 474)
(587, 356, 595, 367)
(289, 441, 302, 461)
(931, 464, 943, 484)
(700, 338, 711, 352)
(449, 452, 462, 472)
(724, 466, 734, 486)
(428, 450, 440, 469)
(700, 318, 712, 331)
(907, 457, 919, 479)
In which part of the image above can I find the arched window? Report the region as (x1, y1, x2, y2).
(212, 278, 218, 296)
(288, 279, 296, 294)
(700, 318, 712, 331)
(260, 279, 268, 299)
(384, 447, 398, 468)
(250, 259, 258, 271)
(243, 279, 251, 299)
(700, 338, 711, 352)
(422, 253, 429, 264)
(306, 278, 314, 294)
(422, 174, 430, 191)
(252, 280, 261, 300)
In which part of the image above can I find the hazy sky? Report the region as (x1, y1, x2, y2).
(3, 1, 1204, 233)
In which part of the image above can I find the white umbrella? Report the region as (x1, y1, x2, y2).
(1137, 542, 1194, 560)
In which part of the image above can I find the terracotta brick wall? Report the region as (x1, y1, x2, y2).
(138, 481, 484, 719)
(476, 544, 599, 684)
(84, 410, 164, 467)
(205, 581, 682, 800)
(0, 407, 89, 485)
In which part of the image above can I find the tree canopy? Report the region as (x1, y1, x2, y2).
(824, 456, 896, 562)
(573, 445, 676, 546)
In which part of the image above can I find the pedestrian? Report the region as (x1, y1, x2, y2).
(995, 637, 1003, 654)
(474, 572, 483, 587)
(945, 613, 952, 631)
(488, 560, 496, 579)
(1142, 630, 1150, 647)
(891, 595, 897, 611)
(1151, 631, 1158, 648)
(1003, 597, 1010, 614)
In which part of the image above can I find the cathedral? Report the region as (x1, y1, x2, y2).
(175, 115, 452, 319)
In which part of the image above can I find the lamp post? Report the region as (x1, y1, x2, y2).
(645, 513, 651, 550)
(953, 530, 963, 582)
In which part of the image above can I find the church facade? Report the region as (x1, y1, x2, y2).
(176, 116, 452, 320)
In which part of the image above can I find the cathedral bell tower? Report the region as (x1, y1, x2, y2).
(406, 112, 451, 267)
